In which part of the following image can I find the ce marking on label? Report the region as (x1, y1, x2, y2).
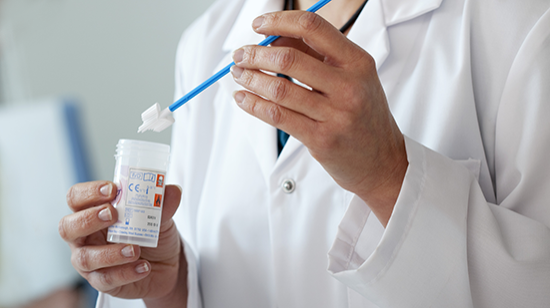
(128, 183, 141, 192)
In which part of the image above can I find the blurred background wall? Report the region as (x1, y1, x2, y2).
(1, 0, 216, 179)
(0, 0, 215, 307)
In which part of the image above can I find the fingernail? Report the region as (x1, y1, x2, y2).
(100, 184, 112, 196)
(230, 65, 244, 79)
(135, 263, 149, 274)
(233, 48, 244, 63)
(98, 208, 112, 222)
(233, 91, 245, 104)
(121, 245, 135, 258)
(174, 184, 182, 194)
(253, 16, 265, 29)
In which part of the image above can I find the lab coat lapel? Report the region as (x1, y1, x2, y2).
(217, 0, 284, 183)
(219, 0, 305, 173)
(381, 0, 443, 26)
(347, 0, 442, 70)
(222, 0, 283, 52)
(347, 0, 390, 70)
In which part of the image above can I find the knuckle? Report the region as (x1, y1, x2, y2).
(58, 218, 69, 241)
(73, 248, 91, 271)
(273, 48, 296, 72)
(66, 186, 77, 210)
(353, 52, 375, 71)
(269, 79, 289, 102)
(298, 12, 323, 33)
(263, 13, 279, 28)
(98, 270, 115, 288)
(117, 266, 133, 283)
(101, 245, 123, 263)
(247, 98, 260, 114)
(240, 69, 253, 86)
(77, 210, 96, 231)
(266, 105, 283, 125)
(361, 53, 376, 70)
(246, 47, 259, 65)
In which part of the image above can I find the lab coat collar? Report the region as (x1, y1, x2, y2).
(222, 0, 282, 52)
(381, 0, 443, 26)
(220, 0, 444, 51)
(347, 0, 390, 70)
(346, 0, 442, 70)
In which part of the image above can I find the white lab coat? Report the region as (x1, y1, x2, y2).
(97, 0, 550, 307)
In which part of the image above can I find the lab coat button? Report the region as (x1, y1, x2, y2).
(282, 179, 296, 194)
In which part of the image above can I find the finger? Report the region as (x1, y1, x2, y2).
(67, 181, 116, 212)
(232, 45, 336, 92)
(59, 204, 118, 243)
(253, 11, 358, 65)
(160, 185, 182, 225)
(72, 243, 140, 272)
(270, 36, 324, 61)
(85, 260, 151, 293)
(230, 65, 329, 120)
(233, 90, 317, 143)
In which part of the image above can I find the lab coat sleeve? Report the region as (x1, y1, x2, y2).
(328, 8, 550, 308)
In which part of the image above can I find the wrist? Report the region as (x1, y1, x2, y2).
(358, 137, 408, 227)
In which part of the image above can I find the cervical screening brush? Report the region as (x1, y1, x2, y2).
(138, 0, 333, 133)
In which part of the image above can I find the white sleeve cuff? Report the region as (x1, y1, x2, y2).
(328, 136, 474, 307)
(95, 293, 145, 308)
(328, 135, 425, 277)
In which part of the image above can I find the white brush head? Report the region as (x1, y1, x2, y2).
(138, 103, 175, 133)
(141, 103, 161, 122)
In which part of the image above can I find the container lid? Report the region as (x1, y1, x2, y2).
(115, 139, 170, 157)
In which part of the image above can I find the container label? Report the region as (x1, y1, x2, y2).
(127, 168, 165, 207)
(107, 166, 165, 245)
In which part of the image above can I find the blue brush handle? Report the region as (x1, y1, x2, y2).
(169, 0, 332, 112)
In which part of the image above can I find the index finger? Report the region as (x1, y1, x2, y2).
(253, 11, 358, 66)
(270, 37, 324, 62)
(67, 181, 116, 212)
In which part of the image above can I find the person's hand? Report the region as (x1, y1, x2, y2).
(59, 181, 187, 307)
(230, 11, 408, 226)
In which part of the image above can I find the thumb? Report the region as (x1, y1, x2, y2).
(160, 185, 182, 224)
